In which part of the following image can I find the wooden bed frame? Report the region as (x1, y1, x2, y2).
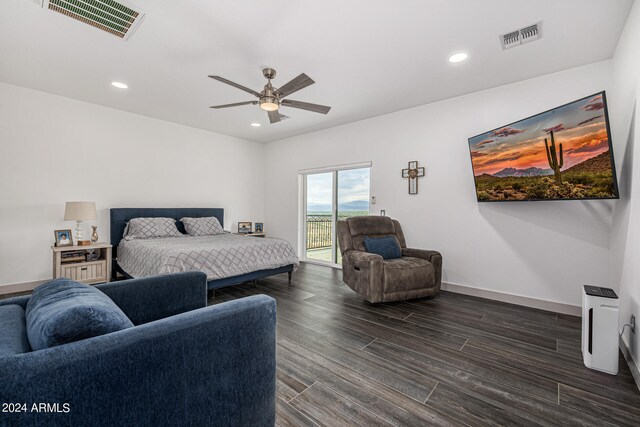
(109, 208, 294, 293)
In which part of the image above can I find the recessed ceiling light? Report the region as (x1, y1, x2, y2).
(111, 81, 128, 89)
(448, 52, 469, 63)
(250, 123, 261, 127)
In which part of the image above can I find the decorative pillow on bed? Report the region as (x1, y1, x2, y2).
(181, 216, 225, 236)
(123, 217, 182, 240)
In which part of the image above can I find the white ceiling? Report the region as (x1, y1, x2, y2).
(0, 0, 633, 143)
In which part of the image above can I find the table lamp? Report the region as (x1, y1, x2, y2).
(64, 201, 97, 246)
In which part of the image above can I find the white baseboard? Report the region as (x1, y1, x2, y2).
(620, 335, 640, 392)
(0, 280, 46, 296)
(442, 281, 581, 316)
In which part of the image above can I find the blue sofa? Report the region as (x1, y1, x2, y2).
(0, 272, 276, 426)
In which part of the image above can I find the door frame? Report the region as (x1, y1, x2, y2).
(298, 161, 372, 268)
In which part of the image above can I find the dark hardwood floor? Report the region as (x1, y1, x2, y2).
(210, 262, 640, 427)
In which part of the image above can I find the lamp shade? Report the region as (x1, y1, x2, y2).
(64, 201, 97, 221)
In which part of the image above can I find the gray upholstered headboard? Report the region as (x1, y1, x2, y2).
(109, 208, 224, 260)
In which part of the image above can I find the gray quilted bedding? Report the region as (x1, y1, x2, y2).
(117, 234, 299, 281)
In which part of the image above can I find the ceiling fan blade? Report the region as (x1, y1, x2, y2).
(209, 101, 258, 109)
(281, 99, 331, 114)
(276, 73, 315, 98)
(268, 110, 281, 124)
(208, 75, 261, 98)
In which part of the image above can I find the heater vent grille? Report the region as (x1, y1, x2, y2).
(42, 0, 145, 40)
(500, 22, 542, 50)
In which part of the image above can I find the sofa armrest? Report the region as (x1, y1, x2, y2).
(96, 271, 207, 325)
(344, 250, 384, 269)
(0, 294, 276, 427)
(0, 295, 30, 309)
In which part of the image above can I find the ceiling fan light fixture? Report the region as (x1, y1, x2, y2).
(259, 96, 279, 111)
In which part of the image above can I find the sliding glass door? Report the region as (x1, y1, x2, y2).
(302, 165, 370, 266)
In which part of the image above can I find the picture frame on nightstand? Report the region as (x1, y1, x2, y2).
(54, 229, 74, 247)
(238, 222, 252, 234)
(255, 222, 264, 233)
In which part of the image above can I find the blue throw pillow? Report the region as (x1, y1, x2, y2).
(363, 236, 402, 260)
(26, 279, 134, 351)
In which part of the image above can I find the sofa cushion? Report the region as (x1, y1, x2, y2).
(383, 256, 435, 293)
(0, 304, 31, 357)
(363, 236, 402, 260)
(26, 279, 134, 351)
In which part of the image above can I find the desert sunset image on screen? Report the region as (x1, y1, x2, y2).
(468, 92, 618, 202)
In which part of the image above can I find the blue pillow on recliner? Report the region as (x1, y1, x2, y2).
(25, 278, 133, 351)
(363, 236, 402, 260)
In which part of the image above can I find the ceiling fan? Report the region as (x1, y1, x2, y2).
(208, 68, 331, 124)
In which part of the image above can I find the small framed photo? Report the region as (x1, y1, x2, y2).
(238, 222, 252, 234)
(54, 229, 74, 247)
(255, 222, 264, 233)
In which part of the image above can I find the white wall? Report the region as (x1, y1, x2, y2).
(609, 0, 640, 366)
(264, 61, 614, 308)
(0, 82, 265, 286)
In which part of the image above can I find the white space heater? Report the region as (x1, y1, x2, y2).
(582, 285, 619, 375)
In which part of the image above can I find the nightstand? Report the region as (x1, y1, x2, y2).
(236, 233, 266, 238)
(52, 243, 112, 285)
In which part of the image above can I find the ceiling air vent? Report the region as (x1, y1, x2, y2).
(42, 0, 145, 40)
(500, 22, 541, 50)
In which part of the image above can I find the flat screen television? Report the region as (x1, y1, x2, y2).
(468, 91, 619, 202)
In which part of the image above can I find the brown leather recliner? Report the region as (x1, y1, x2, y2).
(337, 216, 442, 303)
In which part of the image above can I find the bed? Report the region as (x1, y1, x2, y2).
(110, 208, 298, 292)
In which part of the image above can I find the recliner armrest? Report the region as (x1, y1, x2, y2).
(96, 271, 207, 325)
(402, 248, 441, 263)
(403, 248, 442, 290)
(344, 250, 383, 269)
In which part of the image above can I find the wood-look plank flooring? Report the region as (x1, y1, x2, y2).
(210, 262, 640, 427)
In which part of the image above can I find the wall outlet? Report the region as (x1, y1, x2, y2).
(632, 315, 636, 334)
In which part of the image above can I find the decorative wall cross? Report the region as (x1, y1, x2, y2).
(402, 161, 425, 194)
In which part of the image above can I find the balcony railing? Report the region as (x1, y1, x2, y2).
(306, 212, 367, 250)
(306, 215, 333, 249)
